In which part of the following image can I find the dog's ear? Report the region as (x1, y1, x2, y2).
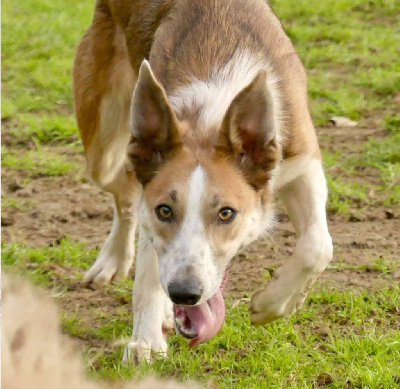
(216, 70, 280, 189)
(128, 60, 182, 186)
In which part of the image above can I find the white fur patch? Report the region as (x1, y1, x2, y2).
(82, 199, 136, 285)
(250, 159, 333, 324)
(182, 165, 206, 238)
(125, 224, 172, 363)
(276, 154, 314, 190)
(90, 89, 132, 188)
(158, 165, 220, 303)
(169, 50, 281, 135)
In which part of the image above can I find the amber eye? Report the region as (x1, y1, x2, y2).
(155, 204, 173, 222)
(218, 207, 237, 224)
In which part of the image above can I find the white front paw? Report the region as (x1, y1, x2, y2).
(82, 242, 134, 286)
(250, 268, 310, 325)
(123, 291, 172, 364)
(122, 337, 167, 364)
(82, 253, 133, 287)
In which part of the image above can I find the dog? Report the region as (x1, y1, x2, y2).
(2, 271, 200, 388)
(73, 0, 333, 363)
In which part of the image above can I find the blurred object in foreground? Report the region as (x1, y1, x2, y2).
(1, 271, 201, 389)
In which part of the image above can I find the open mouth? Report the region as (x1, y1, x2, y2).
(173, 264, 231, 347)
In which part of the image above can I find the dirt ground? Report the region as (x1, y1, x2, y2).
(2, 126, 399, 339)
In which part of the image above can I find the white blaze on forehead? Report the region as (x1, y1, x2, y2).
(158, 164, 221, 302)
(182, 164, 206, 234)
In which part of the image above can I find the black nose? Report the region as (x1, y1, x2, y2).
(168, 280, 202, 305)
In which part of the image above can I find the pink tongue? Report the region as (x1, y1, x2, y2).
(184, 288, 225, 347)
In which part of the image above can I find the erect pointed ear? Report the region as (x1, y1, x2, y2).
(128, 60, 182, 186)
(216, 70, 280, 189)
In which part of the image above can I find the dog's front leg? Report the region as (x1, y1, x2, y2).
(123, 224, 173, 364)
(250, 159, 333, 324)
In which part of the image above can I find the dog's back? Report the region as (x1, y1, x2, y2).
(101, 0, 317, 157)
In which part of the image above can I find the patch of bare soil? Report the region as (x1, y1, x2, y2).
(2, 127, 399, 349)
(1, 152, 112, 246)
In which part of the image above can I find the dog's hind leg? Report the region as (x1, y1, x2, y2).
(123, 223, 173, 364)
(74, 14, 141, 286)
(82, 187, 139, 286)
(250, 158, 333, 324)
(80, 87, 141, 286)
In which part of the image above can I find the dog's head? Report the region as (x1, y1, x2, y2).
(128, 60, 279, 316)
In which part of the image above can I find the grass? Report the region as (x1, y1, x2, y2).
(114, 292, 400, 388)
(2, 145, 78, 178)
(327, 256, 399, 275)
(2, 240, 400, 388)
(1, 0, 90, 115)
(2, 0, 400, 388)
(275, 0, 400, 125)
(366, 116, 400, 188)
(1, 0, 91, 146)
(322, 151, 371, 215)
(322, 111, 400, 213)
(6, 113, 79, 145)
(1, 196, 35, 212)
(1, 238, 97, 284)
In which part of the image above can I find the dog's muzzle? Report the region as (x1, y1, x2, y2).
(172, 263, 232, 347)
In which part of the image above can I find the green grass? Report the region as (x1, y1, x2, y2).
(1, 0, 91, 113)
(326, 175, 369, 214)
(2, 239, 97, 284)
(322, 151, 370, 214)
(327, 256, 399, 275)
(104, 287, 400, 388)
(2, 241, 400, 388)
(6, 113, 79, 145)
(2, 145, 78, 178)
(1, 196, 35, 212)
(322, 111, 400, 213)
(1, 0, 91, 144)
(274, 0, 400, 125)
(366, 115, 400, 189)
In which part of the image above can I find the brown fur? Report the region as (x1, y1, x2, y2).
(1, 272, 200, 389)
(73, 0, 320, 196)
(143, 148, 259, 254)
(127, 62, 183, 186)
(217, 70, 280, 189)
(72, 0, 331, 351)
(72, 0, 326, 313)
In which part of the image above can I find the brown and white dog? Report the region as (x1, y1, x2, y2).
(73, 0, 333, 363)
